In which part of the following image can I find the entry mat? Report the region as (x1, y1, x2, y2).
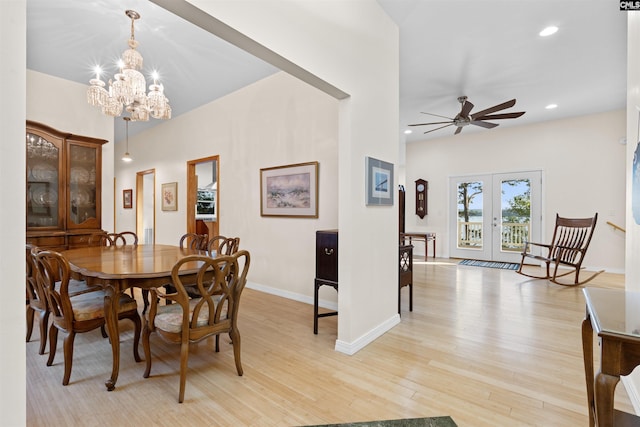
(459, 259, 520, 270)
(303, 416, 457, 427)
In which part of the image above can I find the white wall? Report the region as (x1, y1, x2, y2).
(0, 1, 26, 425)
(115, 72, 341, 304)
(622, 10, 640, 415)
(405, 110, 627, 273)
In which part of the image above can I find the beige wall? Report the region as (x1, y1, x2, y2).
(405, 109, 627, 273)
(115, 72, 341, 305)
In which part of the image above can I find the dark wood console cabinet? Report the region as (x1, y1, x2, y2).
(314, 229, 338, 334)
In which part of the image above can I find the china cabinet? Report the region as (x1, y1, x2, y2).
(26, 121, 107, 250)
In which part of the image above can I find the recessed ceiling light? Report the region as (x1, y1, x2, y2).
(539, 26, 558, 37)
(545, 104, 558, 110)
(404, 129, 413, 134)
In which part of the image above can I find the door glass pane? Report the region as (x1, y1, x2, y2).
(69, 144, 97, 225)
(500, 179, 531, 252)
(457, 181, 483, 249)
(26, 133, 59, 228)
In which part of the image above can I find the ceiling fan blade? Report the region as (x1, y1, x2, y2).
(471, 99, 517, 120)
(454, 126, 463, 135)
(470, 121, 499, 129)
(423, 123, 454, 134)
(409, 121, 453, 127)
(420, 111, 454, 120)
(460, 100, 474, 118)
(473, 111, 525, 121)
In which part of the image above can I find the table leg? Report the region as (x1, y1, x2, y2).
(104, 286, 120, 391)
(432, 235, 436, 258)
(582, 316, 595, 427)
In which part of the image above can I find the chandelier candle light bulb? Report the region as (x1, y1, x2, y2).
(87, 10, 171, 121)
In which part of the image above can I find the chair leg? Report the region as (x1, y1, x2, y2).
(178, 341, 190, 403)
(62, 331, 76, 386)
(229, 327, 243, 377)
(142, 321, 153, 378)
(46, 325, 58, 367)
(126, 312, 142, 362)
(141, 289, 150, 314)
(37, 310, 50, 355)
(26, 306, 35, 342)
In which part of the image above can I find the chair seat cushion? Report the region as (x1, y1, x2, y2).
(71, 291, 138, 322)
(154, 297, 224, 334)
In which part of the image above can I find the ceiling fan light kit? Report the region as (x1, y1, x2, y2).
(409, 95, 525, 136)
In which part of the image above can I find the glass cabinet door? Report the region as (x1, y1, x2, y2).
(67, 141, 100, 229)
(26, 131, 63, 229)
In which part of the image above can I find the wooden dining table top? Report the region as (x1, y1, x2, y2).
(61, 244, 207, 283)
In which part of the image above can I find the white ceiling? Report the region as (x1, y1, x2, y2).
(26, 1, 628, 145)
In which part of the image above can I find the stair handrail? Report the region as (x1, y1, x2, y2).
(606, 221, 626, 233)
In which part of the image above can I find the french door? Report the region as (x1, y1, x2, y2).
(449, 171, 541, 262)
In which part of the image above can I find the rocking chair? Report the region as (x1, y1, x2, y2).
(516, 213, 603, 286)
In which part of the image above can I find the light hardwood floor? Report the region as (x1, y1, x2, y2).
(26, 259, 634, 426)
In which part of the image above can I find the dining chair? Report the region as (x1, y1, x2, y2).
(142, 250, 251, 402)
(142, 233, 209, 314)
(27, 245, 102, 354)
(34, 250, 142, 385)
(26, 244, 49, 354)
(206, 235, 240, 256)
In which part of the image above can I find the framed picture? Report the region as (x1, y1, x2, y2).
(123, 189, 133, 209)
(260, 161, 319, 217)
(365, 156, 394, 206)
(161, 182, 178, 211)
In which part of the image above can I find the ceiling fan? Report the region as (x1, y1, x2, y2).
(409, 96, 525, 135)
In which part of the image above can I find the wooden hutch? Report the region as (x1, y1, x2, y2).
(26, 121, 107, 250)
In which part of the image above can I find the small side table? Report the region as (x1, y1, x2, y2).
(582, 287, 640, 427)
(400, 232, 436, 261)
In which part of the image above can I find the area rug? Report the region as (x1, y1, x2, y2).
(303, 416, 457, 427)
(459, 259, 520, 270)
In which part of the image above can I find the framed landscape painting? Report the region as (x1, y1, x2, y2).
(260, 161, 319, 217)
(365, 156, 394, 206)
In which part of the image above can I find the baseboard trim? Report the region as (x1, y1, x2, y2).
(334, 314, 400, 355)
(246, 281, 337, 310)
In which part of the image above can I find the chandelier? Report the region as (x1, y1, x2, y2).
(87, 10, 171, 121)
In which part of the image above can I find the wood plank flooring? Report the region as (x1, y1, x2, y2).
(26, 258, 634, 426)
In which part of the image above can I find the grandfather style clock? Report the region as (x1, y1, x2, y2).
(415, 179, 428, 219)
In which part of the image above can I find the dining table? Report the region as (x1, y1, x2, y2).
(61, 244, 208, 391)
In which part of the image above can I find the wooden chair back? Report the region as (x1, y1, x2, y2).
(179, 233, 208, 251)
(207, 235, 240, 256)
(91, 231, 138, 247)
(143, 250, 250, 402)
(517, 213, 603, 285)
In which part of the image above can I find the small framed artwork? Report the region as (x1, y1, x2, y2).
(123, 189, 133, 209)
(161, 182, 178, 211)
(260, 161, 319, 217)
(365, 156, 394, 206)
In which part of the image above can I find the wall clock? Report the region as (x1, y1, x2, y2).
(415, 179, 428, 219)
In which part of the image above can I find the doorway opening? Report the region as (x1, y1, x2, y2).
(136, 169, 156, 244)
(449, 171, 542, 263)
(187, 156, 219, 240)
